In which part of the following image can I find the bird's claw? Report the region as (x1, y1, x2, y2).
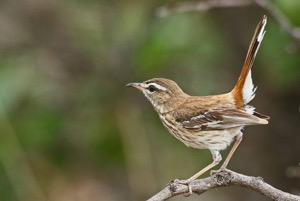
(210, 167, 229, 176)
(170, 179, 193, 196)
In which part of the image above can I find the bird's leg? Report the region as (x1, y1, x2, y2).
(212, 133, 243, 174)
(221, 133, 243, 169)
(173, 150, 222, 195)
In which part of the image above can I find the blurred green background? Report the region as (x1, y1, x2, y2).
(0, 0, 299, 200)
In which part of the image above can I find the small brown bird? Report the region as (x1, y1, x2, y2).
(126, 16, 269, 194)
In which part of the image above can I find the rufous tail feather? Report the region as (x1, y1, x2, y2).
(231, 15, 267, 109)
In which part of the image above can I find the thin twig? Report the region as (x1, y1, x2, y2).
(157, 0, 300, 44)
(147, 169, 300, 201)
(157, 0, 253, 17)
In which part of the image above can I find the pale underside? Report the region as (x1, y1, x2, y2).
(161, 113, 242, 150)
(158, 93, 267, 151)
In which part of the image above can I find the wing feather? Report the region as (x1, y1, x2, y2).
(174, 108, 267, 131)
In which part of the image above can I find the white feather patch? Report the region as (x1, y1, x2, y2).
(257, 21, 266, 42)
(191, 114, 205, 120)
(254, 30, 265, 58)
(192, 120, 222, 129)
(254, 18, 266, 60)
(242, 69, 256, 104)
(245, 105, 255, 114)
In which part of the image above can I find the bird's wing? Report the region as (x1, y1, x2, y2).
(174, 108, 268, 131)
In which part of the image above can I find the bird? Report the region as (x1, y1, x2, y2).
(126, 15, 269, 194)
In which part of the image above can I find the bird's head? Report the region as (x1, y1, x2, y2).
(126, 78, 187, 113)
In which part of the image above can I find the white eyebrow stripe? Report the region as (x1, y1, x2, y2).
(145, 83, 167, 91)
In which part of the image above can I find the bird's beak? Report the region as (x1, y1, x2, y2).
(126, 82, 144, 90)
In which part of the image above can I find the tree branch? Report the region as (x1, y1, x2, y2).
(147, 169, 300, 201)
(157, 0, 253, 17)
(157, 0, 300, 45)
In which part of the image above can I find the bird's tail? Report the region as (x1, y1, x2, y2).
(231, 15, 267, 109)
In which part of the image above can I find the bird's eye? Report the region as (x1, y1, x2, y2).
(148, 85, 157, 92)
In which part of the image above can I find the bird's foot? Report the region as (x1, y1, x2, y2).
(169, 178, 193, 196)
(210, 166, 229, 176)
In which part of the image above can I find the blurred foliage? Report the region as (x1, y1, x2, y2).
(0, 0, 299, 201)
(274, 0, 300, 25)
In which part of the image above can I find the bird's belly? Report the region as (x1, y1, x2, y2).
(179, 129, 238, 150)
(161, 118, 241, 150)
